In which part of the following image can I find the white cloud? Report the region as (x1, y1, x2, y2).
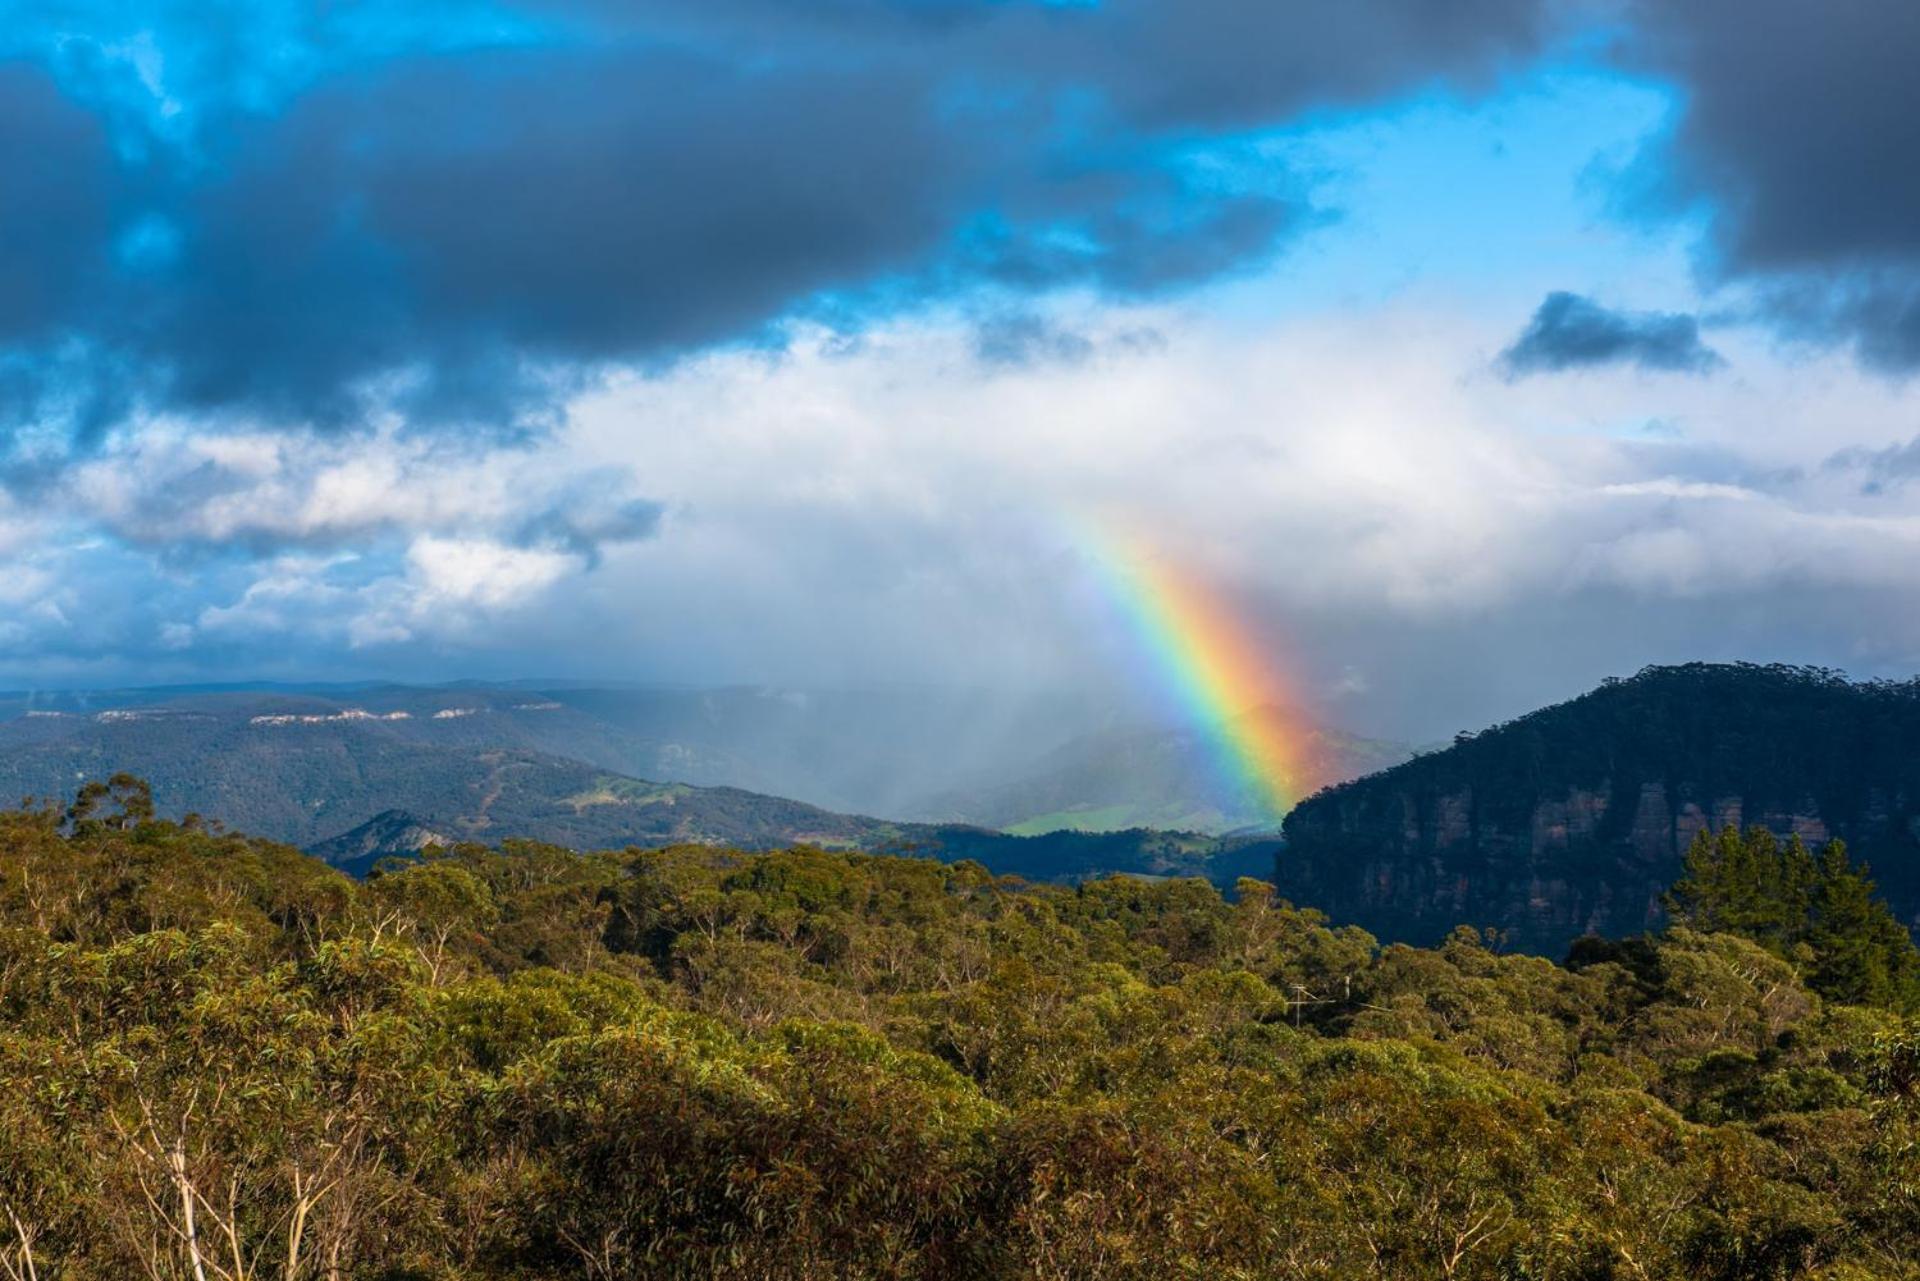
(195, 556, 360, 639)
(404, 536, 581, 610)
(566, 302, 1915, 612)
(1598, 480, 1760, 501)
(12, 289, 1920, 733)
(185, 537, 584, 654)
(538, 297, 1920, 713)
(61, 424, 654, 553)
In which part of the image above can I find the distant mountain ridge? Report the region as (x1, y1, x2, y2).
(0, 683, 1017, 835)
(0, 680, 1397, 838)
(0, 685, 1280, 887)
(0, 704, 926, 854)
(1281, 663, 1920, 953)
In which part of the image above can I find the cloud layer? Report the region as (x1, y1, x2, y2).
(0, 0, 1553, 443)
(3, 2, 1920, 738)
(1620, 0, 1920, 369)
(8, 0, 1911, 444)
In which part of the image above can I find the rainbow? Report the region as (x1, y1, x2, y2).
(1077, 526, 1312, 823)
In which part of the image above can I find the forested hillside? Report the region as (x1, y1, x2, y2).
(0, 690, 877, 849)
(1283, 664, 1920, 952)
(0, 683, 1083, 822)
(3, 781, 1919, 1279)
(0, 683, 1134, 833)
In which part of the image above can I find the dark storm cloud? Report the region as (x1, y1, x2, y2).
(0, 63, 116, 340)
(559, 0, 1549, 132)
(1497, 292, 1723, 377)
(1028, 0, 1549, 132)
(153, 48, 985, 429)
(1620, 0, 1920, 371)
(0, 1, 1553, 444)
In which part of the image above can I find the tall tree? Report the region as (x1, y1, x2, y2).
(1807, 840, 1920, 1012)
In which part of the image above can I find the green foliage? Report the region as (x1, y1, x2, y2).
(1669, 826, 1920, 1012)
(3, 783, 1920, 1278)
(1808, 842, 1920, 1011)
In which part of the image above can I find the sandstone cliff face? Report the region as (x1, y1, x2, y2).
(1277, 664, 1920, 954)
(1277, 778, 1898, 954)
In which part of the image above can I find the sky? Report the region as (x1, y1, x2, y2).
(3, 0, 1920, 742)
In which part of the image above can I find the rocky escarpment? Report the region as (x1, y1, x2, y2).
(1279, 664, 1920, 954)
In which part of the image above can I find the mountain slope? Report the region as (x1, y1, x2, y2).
(0, 716, 919, 854)
(0, 683, 1114, 824)
(930, 710, 1408, 834)
(307, 810, 458, 867)
(1280, 663, 1920, 952)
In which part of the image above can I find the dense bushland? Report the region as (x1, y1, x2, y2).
(2, 780, 1918, 1279)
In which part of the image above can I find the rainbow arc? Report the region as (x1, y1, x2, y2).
(1077, 525, 1310, 823)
